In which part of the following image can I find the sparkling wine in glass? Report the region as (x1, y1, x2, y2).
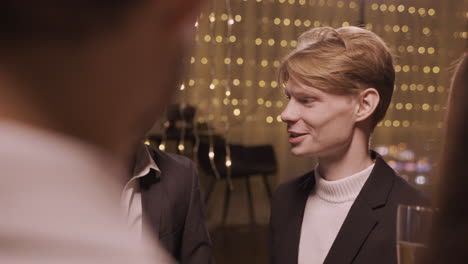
(396, 205, 435, 264)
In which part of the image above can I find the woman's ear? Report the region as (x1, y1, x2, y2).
(355, 88, 380, 123)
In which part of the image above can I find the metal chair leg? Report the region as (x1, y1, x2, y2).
(245, 177, 255, 225)
(222, 181, 231, 226)
(262, 174, 273, 203)
(204, 177, 217, 204)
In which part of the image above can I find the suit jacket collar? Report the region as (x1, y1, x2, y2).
(140, 147, 164, 239)
(289, 151, 396, 264)
(282, 170, 316, 264)
(133, 145, 161, 179)
(324, 151, 396, 263)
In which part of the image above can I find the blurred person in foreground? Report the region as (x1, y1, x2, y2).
(425, 52, 468, 263)
(124, 142, 213, 264)
(0, 0, 203, 263)
(269, 26, 427, 264)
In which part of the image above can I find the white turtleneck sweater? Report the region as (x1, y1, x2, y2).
(298, 163, 375, 264)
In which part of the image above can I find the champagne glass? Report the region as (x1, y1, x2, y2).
(397, 205, 435, 264)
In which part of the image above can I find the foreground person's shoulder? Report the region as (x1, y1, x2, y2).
(392, 175, 431, 205)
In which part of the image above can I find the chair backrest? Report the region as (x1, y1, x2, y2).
(198, 136, 278, 178)
(243, 145, 278, 174)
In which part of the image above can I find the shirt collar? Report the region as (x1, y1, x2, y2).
(132, 144, 161, 179)
(314, 163, 375, 203)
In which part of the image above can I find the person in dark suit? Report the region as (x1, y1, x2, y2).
(270, 26, 427, 264)
(122, 143, 214, 264)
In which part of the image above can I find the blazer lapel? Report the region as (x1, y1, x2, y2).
(283, 172, 316, 264)
(140, 150, 163, 240)
(324, 152, 396, 264)
(323, 194, 378, 263)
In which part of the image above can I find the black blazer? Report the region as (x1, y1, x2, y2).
(140, 146, 214, 264)
(269, 152, 428, 264)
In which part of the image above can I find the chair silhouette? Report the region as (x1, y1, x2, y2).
(148, 103, 277, 225)
(198, 135, 277, 225)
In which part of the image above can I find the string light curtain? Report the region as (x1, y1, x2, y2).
(366, 0, 467, 190)
(182, 0, 467, 187)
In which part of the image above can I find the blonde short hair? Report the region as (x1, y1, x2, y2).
(279, 26, 395, 128)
